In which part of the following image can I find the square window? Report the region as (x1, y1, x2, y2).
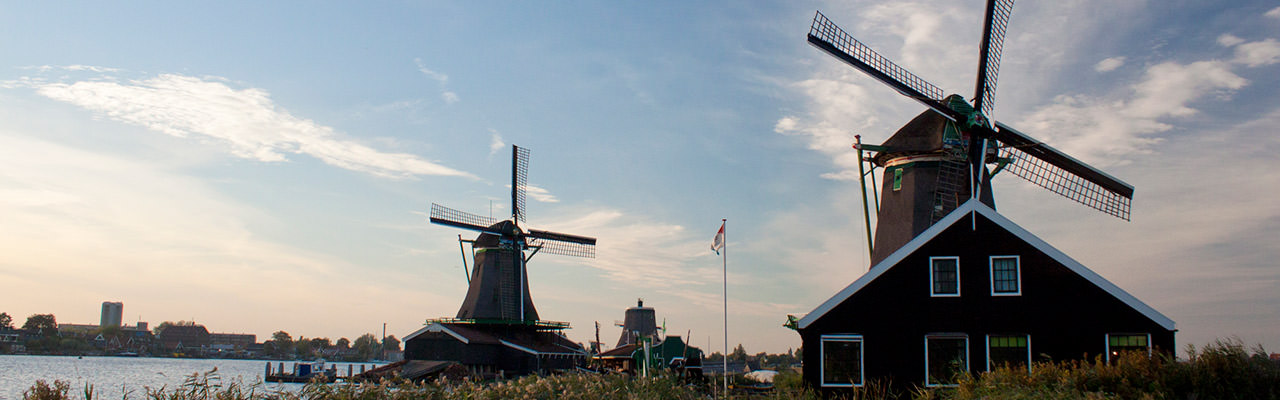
(990, 256, 1020, 295)
(926, 335, 968, 387)
(930, 257, 960, 296)
(821, 335, 864, 387)
(1106, 334, 1150, 362)
(987, 335, 1030, 371)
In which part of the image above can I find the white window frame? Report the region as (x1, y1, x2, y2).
(989, 255, 1022, 296)
(924, 334, 969, 387)
(1104, 333, 1152, 363)
(985, 334, 1031, 372)
(820, 334, 865, 388)
(929, 256, 961, 297)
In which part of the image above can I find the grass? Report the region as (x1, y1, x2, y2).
(22, 339, 1280, 400)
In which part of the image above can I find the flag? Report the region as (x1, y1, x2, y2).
(711, 222, 725, 255)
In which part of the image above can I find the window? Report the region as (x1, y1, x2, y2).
(821, 335, 864, 387)
(930, 257, 960, 297)
(990, 256, 1021, 295)
(892, 168, 903, 191)
(1106, 334, 1150, 363)
(986, 335, 1030, 371)
(925, 335, 968, 387)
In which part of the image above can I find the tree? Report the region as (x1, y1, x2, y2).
(353, 333, 379, 360)
(336, 337, 350, 350)
(23, 314, 57, 332)
(0, 312, 12, 329)
(382, 335, 401, 352)
(730, 344, 748, 363)
(269, 331, 294, 357)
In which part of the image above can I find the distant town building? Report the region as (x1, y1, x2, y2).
(58, 323, 99, 336)
(101, 301, 123, 328)
(156, 324, 210, 351)
(209, 333, 256, 349)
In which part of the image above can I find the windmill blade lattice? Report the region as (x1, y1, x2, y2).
(990, 122, 1133, 220)
(512, 145, 530, 224)
(973, 0, 1014, 117)
(430, 203, 499, 233)
(527, 237, 596, 258)
(807, 11, 955, 120)
(527, 229, 596, 258)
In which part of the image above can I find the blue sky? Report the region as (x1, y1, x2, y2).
(2, 1, 1278, 355)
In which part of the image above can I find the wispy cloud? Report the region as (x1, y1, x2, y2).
(1232, 38, 1280, 67)
(525, 185, 559, 203)
(414, 58, 459, 104)
(0, 133, 449, 338)
(1266, 6, 1280, 19)
(1095, 56, 1126, 72)
(1017, 36, 1276, 165)
(13, 70, 475, 179)
(773, 3, 976, 181)
(489, 130, 505, 156)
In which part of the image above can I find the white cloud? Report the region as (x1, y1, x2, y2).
(414, 58, 448, 84)
(1017, 60, 1246, 164)
(488, 130, 505, 156)
(414, 59, 459, 104)
(1266, 6, 1280, 19)
(20, 72, 475, 179)
(1095, 56, 1126, 72)
(1232, 38, 1280, 67)
(1218, 34, 1246, 47)
(442, 91, 460, 104)
(525, 185, 559, 203)
(0, 132, 451, 340)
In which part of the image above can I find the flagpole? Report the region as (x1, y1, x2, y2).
(721, 218, 728, 398)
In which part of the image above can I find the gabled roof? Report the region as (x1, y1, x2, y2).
(797, 199, 1175, 331)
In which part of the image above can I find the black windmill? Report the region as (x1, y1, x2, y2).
(807, 1, 1133, 264)
(428, 144, 597, 324)
(404, 145, 596, 377)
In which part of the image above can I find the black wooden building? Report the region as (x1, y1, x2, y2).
(796, 199, 1175, 391)
(403, 322, 586, 377)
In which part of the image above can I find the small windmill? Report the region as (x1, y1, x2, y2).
(429, 145, 596, 324)
(807, 1, 1134, 264)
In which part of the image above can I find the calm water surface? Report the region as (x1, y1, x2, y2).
(0, 356, 382, 400)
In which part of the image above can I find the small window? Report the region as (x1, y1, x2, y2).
(990, 256, 1021, 296)
(930, 257, 960, 297)
(821, 335, 864, 387)
(1106, 334, 1151, 363)
(987, 335, 1030, 371)
(892, 168, 903, 191)
(925, 335, 968, 387)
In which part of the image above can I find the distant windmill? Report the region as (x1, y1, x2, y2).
(807, 1, 1134, 263)
(429, 145, 596, 323)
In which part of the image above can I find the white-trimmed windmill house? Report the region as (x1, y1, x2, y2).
(792, 1, 1176, 392)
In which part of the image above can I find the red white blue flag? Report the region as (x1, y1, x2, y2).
(711, 222, 725, 255)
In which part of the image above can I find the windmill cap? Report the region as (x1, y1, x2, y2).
(871, 109, 950, 166)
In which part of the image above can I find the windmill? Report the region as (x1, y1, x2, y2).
(428, 144, 596, 324)
(807, 1, 1134, 264)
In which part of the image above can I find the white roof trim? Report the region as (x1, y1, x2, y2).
(500, 339, 581, 356)
(403, 323, 470, 344)
(798, 199, 1175, 331)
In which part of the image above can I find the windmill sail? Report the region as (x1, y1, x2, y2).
(430, 203, 499, 233)
(807, 11, 955, 121)
(528, 229, 597, 258)
(973, 0, 1015, 116)
(809, 6, 1133, 222)
(988, 122, 1133, 220)
(512, 145, 529, 224)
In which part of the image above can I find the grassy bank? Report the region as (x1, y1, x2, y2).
(22, 339, 1280, 400)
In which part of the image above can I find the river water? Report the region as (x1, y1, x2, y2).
(0, 356, 383, 400)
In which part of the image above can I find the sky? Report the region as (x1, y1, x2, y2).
(1, 0, 1278, 356)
